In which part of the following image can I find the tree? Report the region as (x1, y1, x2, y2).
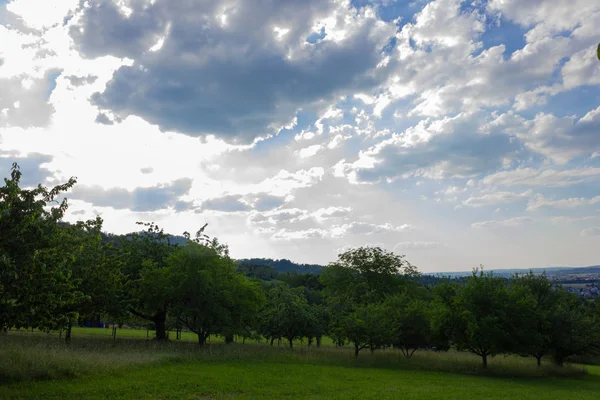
(384, 294, 431, 359)
(169, 240, 264, 346)
(342, 302, 390, 357)
(56, 217, 124, 342)
(444, 268, 512, 368)
(259, 284, 312, 348)
(547, 291, 600, 366)
(509, 272, 557, 366)
(119, 222, 180, 340)
(322, 246, 418, 306)
(0, 163, 77, 332)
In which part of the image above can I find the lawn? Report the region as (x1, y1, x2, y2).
(1, 332, 599, 399)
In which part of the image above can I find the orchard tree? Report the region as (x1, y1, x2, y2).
(445, 268, 512, 368)
(509, 272, 557, 366)
(0, 163, 77, 332)
(260, 284, 312, 348)
(119, 222, 180, 340)
(384, 294, 431, 359)
(169, 240, 264, 346)
(342, 302, 390, 357)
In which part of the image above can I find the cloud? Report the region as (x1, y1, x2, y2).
(581, 227, 600, 237)
(527, 194, 600, 211)
(394, 241, 441, 250)
(72, 0, 397, 143)
(0, 69, 59, 128)
(200, 194, 251, 213)
(471, 216, 534, 229)
(0, 151, 54, 187)
(463, 190, 532, 207)
(340, 112, 518, 183)
(482, 167, 600, 187)
(488, 107, 600, 163)
(65, 75, 97, 87)
(549, 216, 597, 224)
(69, 178, 193, 212)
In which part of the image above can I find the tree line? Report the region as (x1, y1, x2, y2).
(1, 163, 600, 367)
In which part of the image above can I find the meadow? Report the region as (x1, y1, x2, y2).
(1, 328, 599, 399)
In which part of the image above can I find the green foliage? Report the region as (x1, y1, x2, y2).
(260, 284, 313, 347)
(169, 242, 264, 346)
(0, 163, 77, 333)
(384, 294, 431, 358)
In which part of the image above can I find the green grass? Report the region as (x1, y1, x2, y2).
(1, 332, 599, 399)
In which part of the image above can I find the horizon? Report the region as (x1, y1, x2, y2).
(1, 0, 600, 273)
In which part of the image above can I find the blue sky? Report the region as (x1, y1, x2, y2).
(1, 0, 599, 272)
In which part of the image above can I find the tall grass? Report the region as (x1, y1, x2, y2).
(0, 332, 588, 385)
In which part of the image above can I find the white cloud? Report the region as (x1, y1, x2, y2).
(471, 217, 534, 229)
(483, 167, 600, 187)
(464, 190, 533, 207)
(527, 194, 600, 211)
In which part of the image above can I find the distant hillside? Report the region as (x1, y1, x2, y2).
(428, 266, 600, 278)
(235, 258, 324, 275)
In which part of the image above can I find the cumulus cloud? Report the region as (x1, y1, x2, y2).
(200, 194, 251, 213)
(71, 0, 397, 143)
(69, 178, 193, 212)
(339, 112, 518, 183)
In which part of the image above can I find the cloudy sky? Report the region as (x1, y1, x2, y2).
(1, 0, 599, 272)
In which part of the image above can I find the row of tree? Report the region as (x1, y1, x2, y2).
(1, 163, 599, 368)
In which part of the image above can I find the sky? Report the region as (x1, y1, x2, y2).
(0, 0, 599, 273)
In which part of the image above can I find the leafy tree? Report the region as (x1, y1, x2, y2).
(259, 284, 312, 348)
(509, 272, 557, 366)
(444, 269, 512, 368)
(547, 291, 600, 366)
(119, 222, 180, 340)
(342, 302, 390, 357)
(0, 163, 77, 332)
(169, 240, 264, 346)
(384, 294, 431, 358)
(322, 246, 418, 306)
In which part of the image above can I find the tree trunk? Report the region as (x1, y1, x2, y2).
(316, 336, 322, 348)
(288, 338, 293, 348)
(225, 333, 234, 344)
(154, 311, 167, 341)
(65, 321, 72, 344)
(536, 355, 542, 367)
(307, 337, 313, 347)
(354, 342, 360, 358)
(482, 353, 488, 368)
(270, 337, 275, 346)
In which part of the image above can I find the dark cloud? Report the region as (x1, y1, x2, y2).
(71, 0, 396, 143)
(70, 178, 193, 212)
(248, 193, 287, 211)
(66, 74, 98, 87)
(95, 112, 113, 125)
(352, 113, 519, 182)
(0, 151, 54, 187)
(0, 69, 60, 128)
(200, 195, 251, 212)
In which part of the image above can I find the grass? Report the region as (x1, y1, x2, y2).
(1, 330, 599, 399)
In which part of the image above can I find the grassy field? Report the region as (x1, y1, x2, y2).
(1, 330, 599, 399)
